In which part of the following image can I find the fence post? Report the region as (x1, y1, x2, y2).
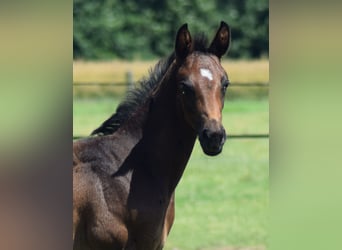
(126, 71, 134, 92)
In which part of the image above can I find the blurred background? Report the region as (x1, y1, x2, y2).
(73, 0, 268, 60)
(2, 1, 342, 250)
(73, 0, 268, 249)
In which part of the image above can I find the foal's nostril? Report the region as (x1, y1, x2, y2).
(201, 128, 224, 144)
(211, 131, 223, 144)
(202, 128, 210, 140)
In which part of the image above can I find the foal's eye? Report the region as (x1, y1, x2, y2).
(222, 80, 229, 93)
(179, 81, 194, 96)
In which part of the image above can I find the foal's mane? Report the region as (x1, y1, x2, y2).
(91, 34, 209, 136)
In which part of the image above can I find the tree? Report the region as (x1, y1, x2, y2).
(73, 0, 269, 60)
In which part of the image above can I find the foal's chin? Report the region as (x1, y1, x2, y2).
(203, 147, 223, 156)
(199, 140, 225, 156)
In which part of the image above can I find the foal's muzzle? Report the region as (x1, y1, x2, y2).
(198, 120, 226, 156)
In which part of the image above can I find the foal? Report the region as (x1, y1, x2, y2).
(73, 21, 231, 250)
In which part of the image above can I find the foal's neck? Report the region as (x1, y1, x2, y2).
(141, 63, 197, 193)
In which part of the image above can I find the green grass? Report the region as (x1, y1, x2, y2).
(73, 98, 268, 137)
(73, 98, 120, 136)
(165, 138, 268, 250)
(73, 97, 268, 250)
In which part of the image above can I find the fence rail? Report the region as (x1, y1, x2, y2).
(73, 74, 269, 140)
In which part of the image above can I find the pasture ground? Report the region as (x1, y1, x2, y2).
(73, 97, 269, 250)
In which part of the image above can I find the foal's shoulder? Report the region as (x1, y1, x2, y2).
(73, 136, 123, 176)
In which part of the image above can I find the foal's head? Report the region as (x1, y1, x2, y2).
(174, 22, 231, 156)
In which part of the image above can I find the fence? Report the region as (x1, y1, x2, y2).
(73, 71, 269, 140)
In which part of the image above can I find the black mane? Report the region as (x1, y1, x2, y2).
(91, 34, 209, 136)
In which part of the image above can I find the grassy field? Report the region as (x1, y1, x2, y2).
(73, 97, 269, 250)
(73, 59, 269, 98)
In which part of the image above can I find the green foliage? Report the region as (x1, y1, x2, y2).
(74, 0, 268, 60)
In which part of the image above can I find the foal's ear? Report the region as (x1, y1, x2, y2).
(208, 21, 231, 58)
(175, 23, 193, 62)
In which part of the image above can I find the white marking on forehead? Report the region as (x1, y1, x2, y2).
(200, 68, 213, 81)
